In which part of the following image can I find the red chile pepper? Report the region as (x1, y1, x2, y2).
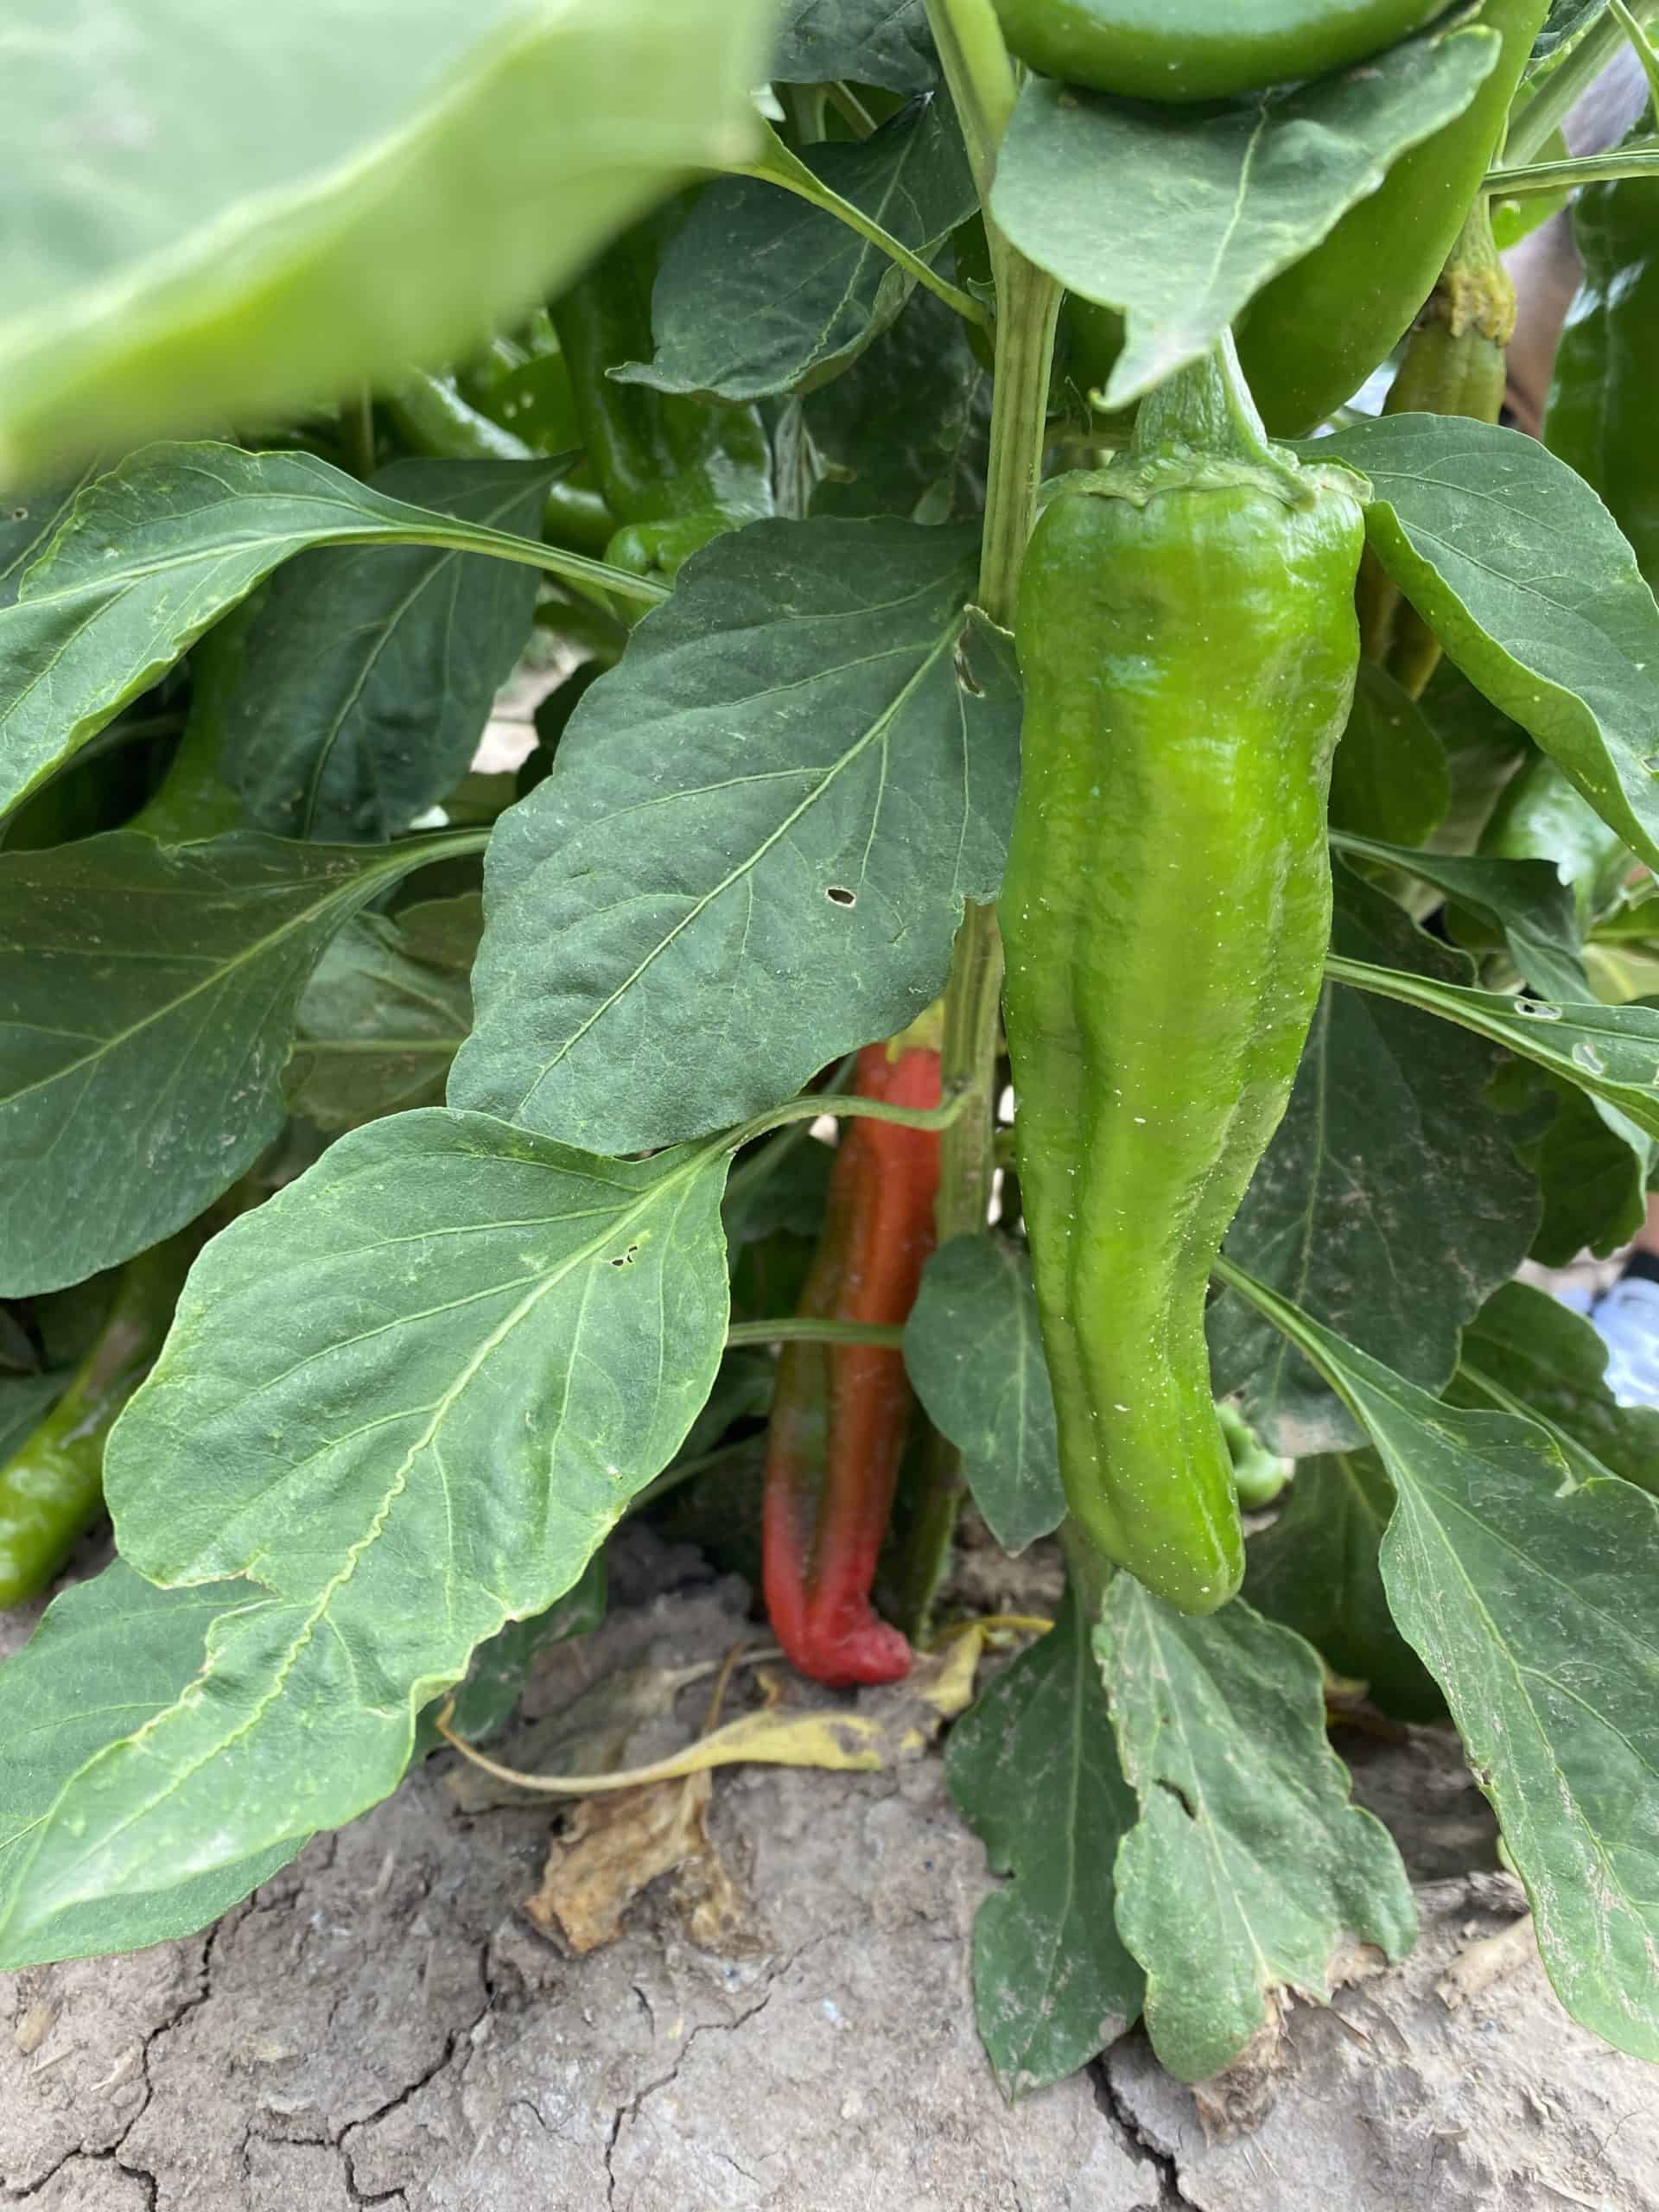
(761, 1038, 942, 1688)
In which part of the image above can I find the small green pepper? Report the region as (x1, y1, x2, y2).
(1001, 336, 1364, 1613)
(0, 1236, 193, 1608)
(991, 0, 1445, 104)
(1217, 1401, 1292, 1510)
(551, 202, 774, 578)
(1238, 0, 1548, 436)
(385, 371, 615, 555)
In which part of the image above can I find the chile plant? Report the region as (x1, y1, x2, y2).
(2, 0, 1659, 2097)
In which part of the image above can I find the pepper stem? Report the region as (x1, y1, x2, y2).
(1131, 329, 1275, 467)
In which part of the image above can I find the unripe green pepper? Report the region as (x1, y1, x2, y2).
(1001, 336, 1364, 1614)
(1239, 0, 1548, 436)
(990, 0, 1444, 105)
(551, 202, 774, 578)
(0, 1236, 193, 1607)
(1217, 1401, 1292, 1510)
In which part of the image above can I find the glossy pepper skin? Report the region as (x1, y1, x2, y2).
(551, 202, 773, 579)
(0, 1238, 191, 1608)
(1546, 112, 1659, 582)
(1001, 339, 1364, 1614)
(761, 1040, 941, 1688)
(992, 0, 1443, 105)
(1239, 0, 1548, 437)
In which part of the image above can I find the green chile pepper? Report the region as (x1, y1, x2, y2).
(1001, 336, 1364, 1613)
(1239, 0, 1548, 436)
(1546, 110, 1659, 582)
(551, 203, 774, 578)
(991, 0, 1444, 104)
(0, 1237, 192, 1607)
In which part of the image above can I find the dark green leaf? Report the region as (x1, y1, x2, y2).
(0, 0, 772, 478)
(0, 444, 576, 819)
(1245, 1452, 1444, 1721)
(945, 1587, 1142, 2096)
(617, 99, 976, 403)
(442, 1552, 607, 1745)
(1099, 1582, 1416, 2084)
(804, 279, 990, 524)
(226, 461, 551, 841)
(1514, 1077, 1655, 1264)
(991, 21, 1498, 409)
(904, 1235, 1065, 1554)
(1224, 1261, 1659, 2065)
(0, 1564, 301, 1967)
(1327, 664, 1449, 849)
(1211, 865, 1540, 1454)
(1317, 416, 1659, 875)
(450, 522, 1020, 1154)
(0, 830, 479, 1295)
(1331, 831, 1588, 1004)
(290, 893, 481, 1133)
(0, 1109, 731, 1967)
(0, 1371, 63, 1463)
(770, 0, 937, 89)
(1449, 1277, 1659, 1495)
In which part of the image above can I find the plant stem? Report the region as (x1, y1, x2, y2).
(1486, 143, 1659, 194)
(725, 1084, 972, 1154)
(726, 1318, 906, 1350)
(1505, 0, 1658, 165)
(899, 3, 1062, 1625)
(342, 388, 377, 480)
(925, 0, 1017, 200)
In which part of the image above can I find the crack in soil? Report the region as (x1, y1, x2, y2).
(1091, 2053, 1190, 2210)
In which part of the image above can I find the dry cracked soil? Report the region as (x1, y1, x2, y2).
(3, 1529, 1656, 2211)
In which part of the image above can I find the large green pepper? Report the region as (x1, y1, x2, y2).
(1001, 337, 1364, 1613)
(1239, 0, 1548, 436)
(551, 203, 774, 578)
(0, 1236, 192, 1607)
(1545, 108, 1659, 581)
(991, 0, 1443, 105)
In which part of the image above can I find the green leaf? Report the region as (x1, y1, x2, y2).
(904, 1235, 1065, 1554)
(449, 521, 1020, 1154)
(1328, 664, 1450, 849)
(1097, 1582, 1416, 2084)
(0, 1109, 731, 1967)
(290, 893, 481, 1134)
(804, 281, 990, 524)
(1245, 1452, 1444, 1721)
(0, 0, 771, 480)
(1332, 831, 1589, 1004)
(945, 1586, 1143, 2096)
(990, 19, 1497, 410)
(1448, 1277, 1659, 1496)
(0, 468, 95, 609)
(1326, 950, 1659, 1142)
(1316, 415, 1659, 876)
(1513, 1076, 1655, 1265)
(770, 0, 937, 89)
(440, 1552, 607, 1746)
(618, 98, 976, 404)
(0, 443, 604, 820)
(0, 830, 480, 1295)
(1211, 865, 1539, 1454)
(0, 1371, 64, 1463)
(225, 461, 551, 841)
(0, 1564, 300, 1967)
(1221, 1259, 1659, 2065)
